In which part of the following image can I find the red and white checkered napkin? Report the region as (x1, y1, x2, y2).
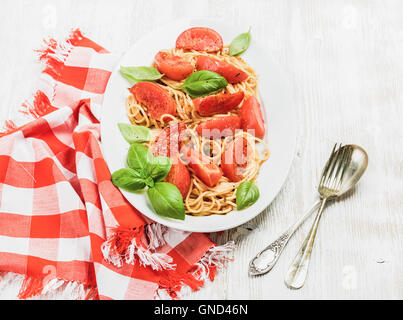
(0, 30, 234, 300)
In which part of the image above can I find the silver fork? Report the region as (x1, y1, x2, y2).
(284, 143, 353, 289)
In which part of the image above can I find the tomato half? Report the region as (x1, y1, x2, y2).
(221, 137, 253, 182)
(152, 122, 187, 158)
(238, 96, 265, 139)
(196, 55, 248, 83)
(181, 146, 222, 187)
(165, 160, 191, 199)
(130, 82, 176, 122)
(193, 91, 244, 117)
(196, 116, 241, 139)
(176, 27, 223, 52)
(154, 51, 194, 81)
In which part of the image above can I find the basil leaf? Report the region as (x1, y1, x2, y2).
(118, 123, 151, 144)
(149, 156, 172, 182)
(120, 69, 138, 86)
(236, 181, 260, 210)
(144, 176, 155, 188)
(111, 168, 146, 192)
(229, 28, 252, 56)
(120, 66, 163, 85)
(127, 143, 153, 177)
(147, 182, 185, 220)
(181, 71, 228, 98)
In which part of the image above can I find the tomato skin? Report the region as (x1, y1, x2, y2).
(196, 56, 248, 83)
(165, 160, 191, 199)
(154, 51, 194, 81)
(238, 96, 265, 139)
(193, 91, 244, 117)
(152, 122, 187, 158)
(181, 146, 223, 187)
(176, 27, 223, 52)
(221, 137, 252, 182)
(196, 116, 241, 139)
(130, 82, 176, 122)
(154, 123, 191, 199)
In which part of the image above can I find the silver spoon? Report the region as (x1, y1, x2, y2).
(284, 144, 368, 289)
(248, 144, 368, 277)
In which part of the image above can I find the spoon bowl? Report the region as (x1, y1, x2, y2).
(338, 144, 368, 196)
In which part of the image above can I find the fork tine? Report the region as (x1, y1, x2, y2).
(322, 143, 342, 187)
(336, 145, 352, 190)
(321, 143, 338, 186)
(319, 143, 337, 186)
(331, 145, 347, 189)
(327, 143, 341, 186)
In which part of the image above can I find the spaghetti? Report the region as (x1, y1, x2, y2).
(125, 46, 269, 216)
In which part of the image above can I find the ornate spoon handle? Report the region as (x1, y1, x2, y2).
(248, 200, 321, 276)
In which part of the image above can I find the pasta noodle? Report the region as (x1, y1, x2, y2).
(125, 46, 269, 216)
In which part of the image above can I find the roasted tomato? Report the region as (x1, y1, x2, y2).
(154, 51, 194, 81)
(221, 137, 253, 182)
(165, 160, 191, 199)
(193, 91, 244, 117)
(195, 55, 248, 83)
(152, 122, 187, 158)
(196, 116, 241, 139)
(238, 96, 265, 139)
(181, 145, 222, 187)
(176, 27, 223, 52)
(130, 82, 176, 122)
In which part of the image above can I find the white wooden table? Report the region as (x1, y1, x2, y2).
(0, 0, 402, 300)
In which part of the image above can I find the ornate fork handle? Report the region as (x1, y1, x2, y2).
(249, 200, 321, 276)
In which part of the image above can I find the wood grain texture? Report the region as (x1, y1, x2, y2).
(0, 0, 402, 299)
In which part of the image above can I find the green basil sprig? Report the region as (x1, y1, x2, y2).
(229, 28, 252, 56)
(126, 143, 154, 177)
(125, 143, 172, 182)
(120, 66, 163, 85)
(236, 181, 260, 210)
(111, 168, 148, 191)
(112, 140, 185, 219)
(118, 123, 151, 144)
(147, 182, 185, 220)
(149, 156, 172, 182)
(181, 71, 228, 98)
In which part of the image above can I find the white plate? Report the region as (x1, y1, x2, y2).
(101, 18, 296, 232)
